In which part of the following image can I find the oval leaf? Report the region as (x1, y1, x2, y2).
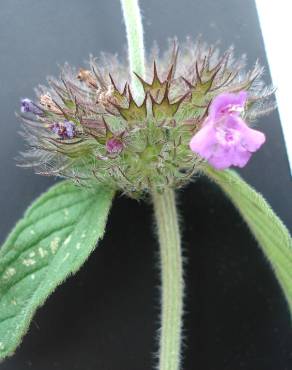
(205, 166, 292, 315)
(0, 181, 114, 360)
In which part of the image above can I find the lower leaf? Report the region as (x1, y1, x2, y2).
(205, 166, 292, 316)
(0, 181, 114, 360)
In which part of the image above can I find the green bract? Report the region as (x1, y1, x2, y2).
(0, 181, 114, 360)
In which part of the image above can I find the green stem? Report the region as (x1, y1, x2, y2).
(152, 188, 184, 370)
(120, 1, 184, 367)
(120, 0, 146, 100)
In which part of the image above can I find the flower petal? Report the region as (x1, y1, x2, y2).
(224, 115, 266, 152)
(208, 149, 233, 169)
(209, 91, 247, 119)
(208, 145, 233, 169)
(189, 120, 217, 159)
(190, 92, 266, 170)
(241, 126, 266, 152)
(231, 147, 252, 168)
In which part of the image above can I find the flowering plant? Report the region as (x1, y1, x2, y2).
(0, 0, 291, 368)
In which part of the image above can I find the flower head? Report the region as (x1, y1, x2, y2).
(50, 121, 76, 139)
(189, 92, 266, 169)
(18, 39, 274, 196)
(20, 98, 42, 115)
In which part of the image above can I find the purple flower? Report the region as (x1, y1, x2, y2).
(106, 138, 124, 154)
(50, 121, 76, 139)
(20, 98, 42, 114)
(189, 91, 266, 170)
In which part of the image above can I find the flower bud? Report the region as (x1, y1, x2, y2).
(106, 138, 124, 154)
(20, 98, 42, 114)
(50, 121, 76, 139)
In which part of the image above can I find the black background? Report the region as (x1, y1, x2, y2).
(0, 0, 292, 369)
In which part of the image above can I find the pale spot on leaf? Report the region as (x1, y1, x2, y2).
(22, 259, 36, 267)
(76, 242, 81, 250)
(62, 252, 70, 262)
(63, 235, 72, 246)
(3, 267, 16, 280)
(50, 237, 60, 254)
(0, 342, 5, 351)
(38, 247, 48, 258)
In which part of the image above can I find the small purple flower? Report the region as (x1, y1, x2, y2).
(106, 138, 124, 154)
(20, 98, 42, 115)
(50, 121, 76, 139)
(189, 91, 266, 170)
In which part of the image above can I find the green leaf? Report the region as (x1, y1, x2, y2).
(0, 181, 114, 360)
(205, 166, 292, 315)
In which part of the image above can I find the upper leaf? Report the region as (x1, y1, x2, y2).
(0, 181, 114, 360)
(205, 166, 292, 316)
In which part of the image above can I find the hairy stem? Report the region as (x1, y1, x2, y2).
(120, 1, 184, 367)
(120, 0, 146, 100)
(152, 188, 184, 370)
